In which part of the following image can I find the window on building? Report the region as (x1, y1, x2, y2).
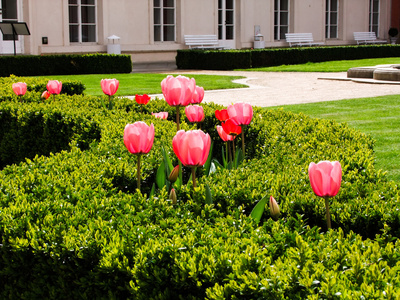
(154, 0, 175, 42)
(1, 0, 18, 41)
(325, 0, 338, 39)
(218, 0, 234, 40)
(69, 0, 96, 43)
(369, 0, 379, 35)
(274, 0, 289, 40)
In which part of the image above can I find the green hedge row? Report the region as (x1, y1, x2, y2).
(0, 76, 85, 102)
(0, 53, 132, 77)
(176, 44, 400, 70)
(1, 82, 400, 298)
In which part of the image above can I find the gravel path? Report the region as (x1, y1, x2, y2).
(154, 70, 400, 107)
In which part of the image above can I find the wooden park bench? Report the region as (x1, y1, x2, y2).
(184, 35, 225, 49)
(353, 32, 387, 45)
(285, 33, 324, 47)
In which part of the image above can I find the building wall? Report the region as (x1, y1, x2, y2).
(9, 0, 395, 60)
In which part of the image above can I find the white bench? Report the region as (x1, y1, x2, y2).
(353, 32, 387, 45)
(285, 33, 324, 47)
(184, 35, 224, 49)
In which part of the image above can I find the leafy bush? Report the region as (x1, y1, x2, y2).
(176, 45, 400, 70)
(1, 83, 400, 298)
(0, 53, 132, 77)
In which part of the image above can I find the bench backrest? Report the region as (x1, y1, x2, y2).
(184, 35, 219, 47)
(353, 32, 377, 41)
(285, 33, 315, 43)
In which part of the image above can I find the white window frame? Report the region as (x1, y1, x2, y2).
(153, 0, 176, 42)
(369, 0, 379, 35)
(274, 0, 290, 41)
(326, 0, 339, 39)
(68, 0, 97, 43)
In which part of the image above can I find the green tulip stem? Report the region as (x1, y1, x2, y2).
(137, 154, 141, 191)
(176, 107, 180, 131)
(241, 126, 246, 156)
(191, 167, 196, 188)
(324, 196, 332, 230)
(19, 95, 23, 102)
(226, 142, 230, 164)
(232, 139, 236, 166)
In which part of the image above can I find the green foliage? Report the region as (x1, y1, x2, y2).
(1, 82, 400, 298)
(176, 45, 400, 70)
(0, 53, 132, 77)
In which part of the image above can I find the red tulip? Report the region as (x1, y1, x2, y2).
(41, 90, 51, 100)
(308, 161, 342, 198)
(152, 112, 168, 119)
(173, 130, 211, 167)
(161, 75, 196, 107)
(12, 82, 27, 96)
(227, 102, 253, 126)
(216, 125, 234, 142)
(185, 105, 205, 123)
(191, 85, 204, 104)
(135, 94, 151, 105)
(215, 109, 229, 121)
(123, 122, 154, 155)
(101, 78, 119, 96)
(46, 80, 62, 95)
(222, 119, 242, 136)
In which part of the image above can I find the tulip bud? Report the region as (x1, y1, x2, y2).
(169, 188, 177, 205)
(41, 90, 51, 100)
(168, 165, 179, 183)
(269, 196, 280, 221)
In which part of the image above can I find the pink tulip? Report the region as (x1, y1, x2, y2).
(216, 125, 234, 142)
(191, 86, 205, 104)
(309, 160, 342, 229)
(101, 78, 119, 96)
(123, 122, 154, 155)
(161, 75, 196, 107)
(227, 102, 253, 126)
(308, 161, 342, 198)
(46, 80, 62, 95)
(12, 82, 27, 96)
(185, 105, 205, 123)
(123, 121, 155, 191)
(269, 196, 280, 221)
(152, 112, 168, 119)
(173, 130, 211, 167)
(172, 130, 211, 188)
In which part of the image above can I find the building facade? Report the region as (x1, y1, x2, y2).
(0, 0, 398, 64)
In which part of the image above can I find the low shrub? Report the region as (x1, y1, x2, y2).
(0, 53, 132, 77)
(1, 80, 400, 298)
(176, 44, 400, 70)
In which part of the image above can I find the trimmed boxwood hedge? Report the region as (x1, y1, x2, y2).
(0, 53, 132, 77)
(1, 76, 400, 298)
(176, 44, 400, 70)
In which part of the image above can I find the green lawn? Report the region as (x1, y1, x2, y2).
(242, 57, 400, 72)
(36, 73, 246, 96)
(269, 94, 400, 182)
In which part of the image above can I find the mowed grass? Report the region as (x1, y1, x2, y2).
(243, 57, 400, 72)
(269, 94, 400, 182)
(36, 73, 246, 96)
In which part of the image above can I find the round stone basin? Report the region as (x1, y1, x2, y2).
(348, 65, 400, 81)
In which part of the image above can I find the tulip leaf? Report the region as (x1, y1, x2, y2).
(235, 148, 244, 169)
(204, 142, 214, 176)
(156, 160, 166, 189)
(205, 184, 213, 205)
(221, 146, 227, 169)
(250, 195, 268, 224)
(149, 183, 155, 198)
(161, 146, 173, 174)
